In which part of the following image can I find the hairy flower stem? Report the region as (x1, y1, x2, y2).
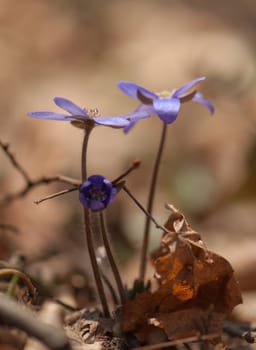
(99, 212, 126, 306)
(139, 122, 167, 282)
(81, 125, 92, 180)
(81, 127, 110, 317)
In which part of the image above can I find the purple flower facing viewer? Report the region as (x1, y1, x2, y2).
(28, 97, 132, 128)
(117, 77, 214, 132)
(79, 175, 117, 212)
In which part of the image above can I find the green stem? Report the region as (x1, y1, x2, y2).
(0, 269, 37, 301)
(139, 122, 167, 282)
(81, 127, 110, 317)
(6, 273, 19, 297)
(99, 212, 126, 306)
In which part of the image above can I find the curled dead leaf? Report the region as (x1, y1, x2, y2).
(122, 205, 242, 344)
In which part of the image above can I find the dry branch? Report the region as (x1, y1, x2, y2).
(0, 223, 19, 233)
(0, 140, 80, 205)
(0, 294, 70, 350)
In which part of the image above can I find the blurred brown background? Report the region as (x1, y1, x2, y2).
(0, 0, 256, 319)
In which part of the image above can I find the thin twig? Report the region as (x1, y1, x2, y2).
(0, 223, 19, 234)
(0, 140, 80, 205)
(0, 294, 70, 350)
(133, 333, 221, 350)
(0, 175, 80, 205)
(53, 299, 78, 312)
(122, 185, 168, 233)
(112, 158, 141, 185)
(0, 140, 31, 183)
(34, 186, 79, 204)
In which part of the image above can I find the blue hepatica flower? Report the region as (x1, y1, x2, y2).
(117, 77, 214, 132)
(79, 175, 117, 211)
(28, 97, 140, 128)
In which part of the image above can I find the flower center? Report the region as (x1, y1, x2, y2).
(158, 90, 172, 98)
(88, 108, 100, 118)
(87, 187, 107, 201)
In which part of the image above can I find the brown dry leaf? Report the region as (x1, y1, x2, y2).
(121, 205, 242, 343)
(149, 308, 225, 340)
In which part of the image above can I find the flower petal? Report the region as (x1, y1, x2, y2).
(28, 111, 71, 121)
(90, 175, 107, 187)
(122, 105, 152, 133)
(153, 98, 181, 124)
(103, 179, 117, 206)
(54, 97, 88, 116)
(172, 77, 206, 98)
(125, 106, 151, 121)
(93, 117, 130, 128)
(79, 192, 105, 211)
(94, 107, 151, 129)
(117, 81, 158, 100)
(192, 92, 215, 114)
(89, 201, 106, 211)
(123, 120, 137, 133)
